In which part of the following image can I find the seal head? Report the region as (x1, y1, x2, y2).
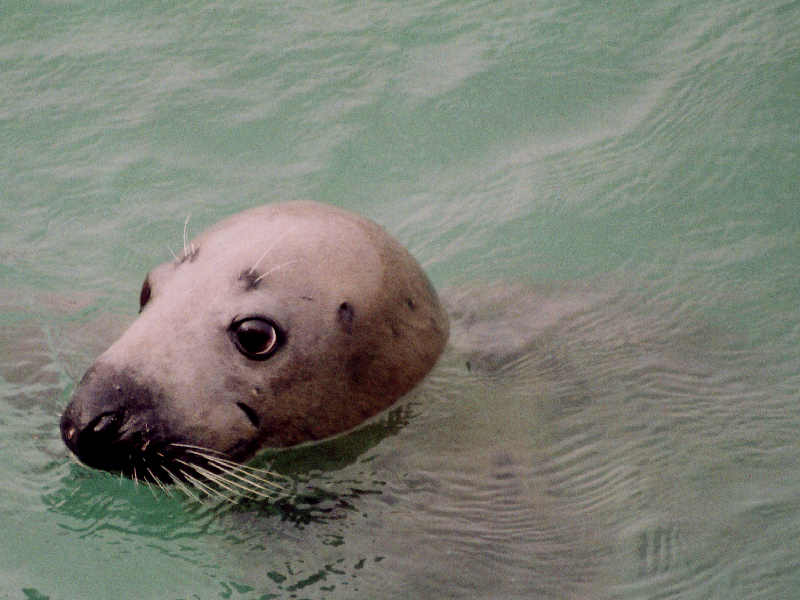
(60, 201, 448, 483)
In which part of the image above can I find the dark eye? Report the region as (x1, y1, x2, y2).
(139, 277, 152, 313)
(229, 318, 283, 360)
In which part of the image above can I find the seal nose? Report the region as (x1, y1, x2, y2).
(60, 363, 159, 474)
(60, 405, 128, 471)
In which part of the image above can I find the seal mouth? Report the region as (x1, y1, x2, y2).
(64, 427, 286, 501)
(236, 401, 261, 428)
(61, 408, 180, 483)
(61, 407, 286, 501)
(61, 408, 147, 475)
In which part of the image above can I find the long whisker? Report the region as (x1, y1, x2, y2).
(254, 260, 299, 284)
(180, 469, 237, 504)
(170, 443, 286, 480)
(175, 458, 244, 496)
(163, 443, 290, 502)
(176, 459, 277, 500)
(182, 449, 288, 492)
(163, 467, 202, 503)
(180, 447, 284, 478)
(182, 214, 191, 255)
(147, 467, 173, 498)
(142, 473, 161, 501)
(170, 442, 228, 456)
(248, 225, 297, 274)
(179, 457, 282, 499)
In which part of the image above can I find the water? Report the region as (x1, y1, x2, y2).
(2, 0, 799, 598)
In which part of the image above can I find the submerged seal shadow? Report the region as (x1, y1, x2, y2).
(60, 201, 449, 497)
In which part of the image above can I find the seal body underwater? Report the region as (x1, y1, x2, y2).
(60, 201, 449, 485)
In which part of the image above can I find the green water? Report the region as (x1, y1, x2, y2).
(2, 1, 799, 598)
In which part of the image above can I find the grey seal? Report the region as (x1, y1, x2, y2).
(60, 201, 448, 489)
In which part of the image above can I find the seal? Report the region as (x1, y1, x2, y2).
(60, 201, 448, 493)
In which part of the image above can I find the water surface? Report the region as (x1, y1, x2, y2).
(2, 1, 799, 598)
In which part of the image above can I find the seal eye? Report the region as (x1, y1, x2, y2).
(230, 318, 282, 360)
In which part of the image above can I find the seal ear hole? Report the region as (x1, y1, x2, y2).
(139, 277, 152, 312)
(229, 318, 283, 360)
(236, 402, 260, 428)
(337, 302, 355, 334)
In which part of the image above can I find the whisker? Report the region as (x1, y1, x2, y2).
(182, 214, 191, 256)
(254, 260, 298, 284)
(248, 225, 297, 274)
(128, 464, 161, 499)
(143, 477, 161, 501)
(165, 443, 290, 502)
(178, 468, 217, 499)
(172, 443, 286, 481)
(170, 442, 228, 456)
(180, 469, 237, 504)
(209, 464, 287, 495)
(182, 449, 288, 492)
(175, 459, 244, 497)
(181, 448, 278, 475)
(147, 468, 173, 498)
(163, 467, 202, 503)
(180, 459, 281, 499)
(177, 459, 276, 500)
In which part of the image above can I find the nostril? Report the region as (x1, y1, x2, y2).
(61, 408, 126, 457)
(60, 410, 81, 453)
(90, 411, 123, 434)
(62, 423, 77, 443)
(86, 410, 125, 438)
(60, 407, 132, 472)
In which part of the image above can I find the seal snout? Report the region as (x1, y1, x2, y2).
(60, 405, 129, 472)
(60, 364, 161, 476)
